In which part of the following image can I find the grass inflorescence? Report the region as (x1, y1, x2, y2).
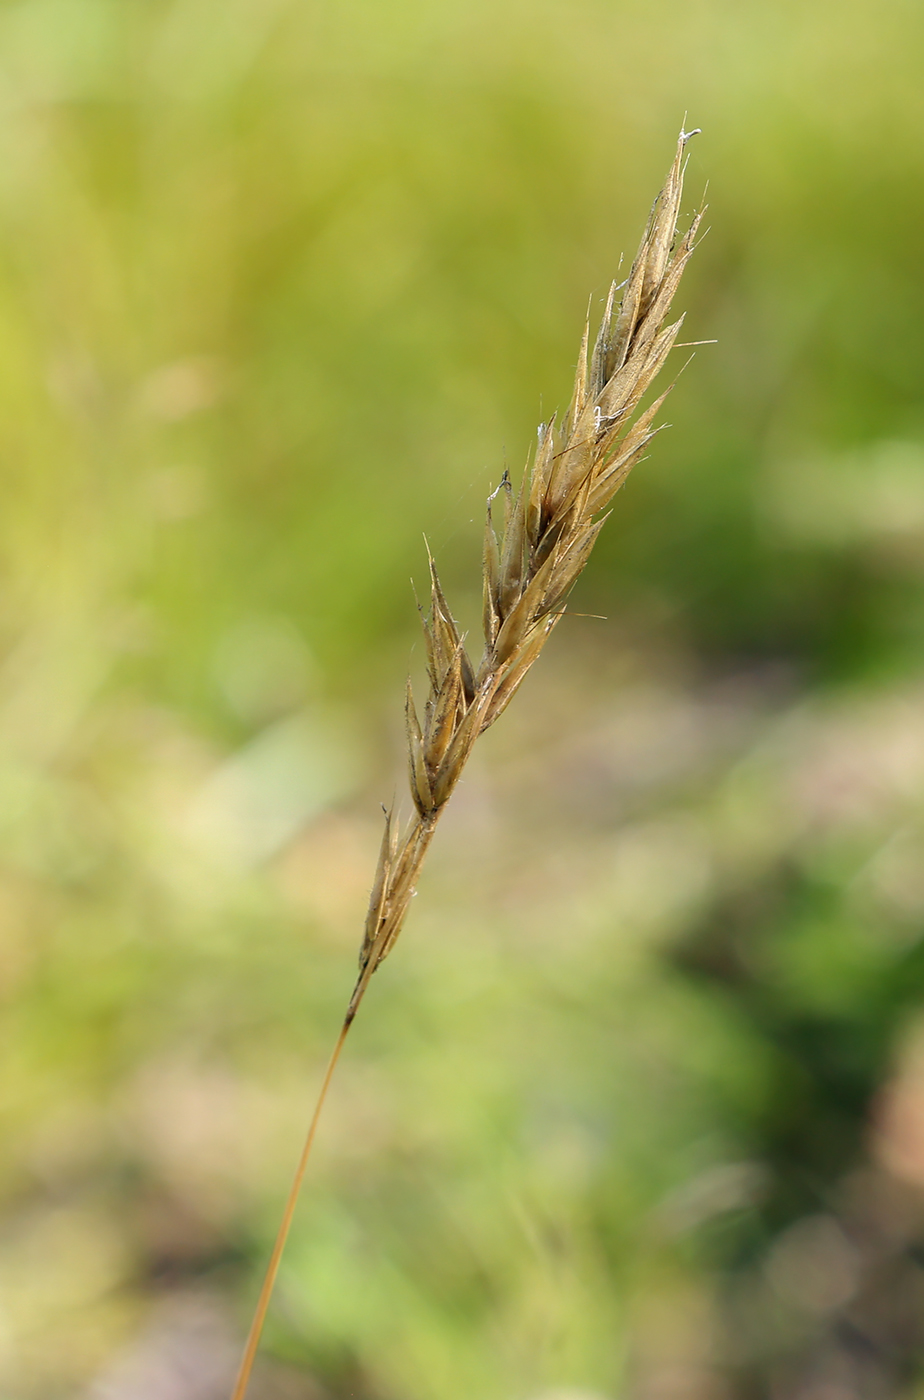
(231, 128, 704, 1400)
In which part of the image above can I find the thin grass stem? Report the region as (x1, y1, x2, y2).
(229, 1013, 354, 1400)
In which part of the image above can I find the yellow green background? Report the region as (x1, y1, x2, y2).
(1, 1, 924, 1396)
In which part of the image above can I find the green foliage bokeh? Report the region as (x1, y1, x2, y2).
(1, 1, 923, 1397)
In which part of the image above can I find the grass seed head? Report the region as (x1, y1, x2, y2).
(232, 129, 706, 1400)
(360, 127, 704, 981)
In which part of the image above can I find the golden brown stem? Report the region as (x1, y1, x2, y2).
(230, 811, 447, 1400)
(229, 1012, 354, 1400)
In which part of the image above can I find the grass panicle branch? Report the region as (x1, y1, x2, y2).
(231, 127, 704, 1400)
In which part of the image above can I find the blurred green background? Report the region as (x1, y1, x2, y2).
(1, 1, 924, 1397)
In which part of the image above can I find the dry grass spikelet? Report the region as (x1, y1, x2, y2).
(350, 125, 704, 1017)
(231, 127, 705, 1400)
